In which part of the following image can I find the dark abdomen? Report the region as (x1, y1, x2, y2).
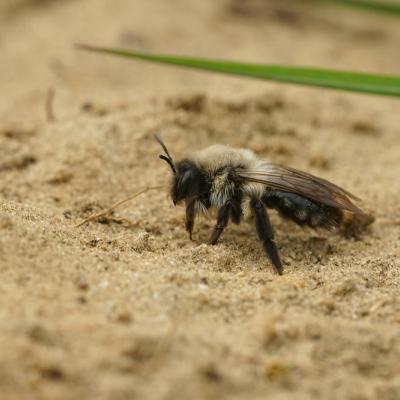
(263, 190, 342, 229)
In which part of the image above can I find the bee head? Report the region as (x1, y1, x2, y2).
(155, 134, 202, 205)
(171, 160, 202, 205)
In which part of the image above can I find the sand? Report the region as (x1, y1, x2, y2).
(1, 1, 399, 399)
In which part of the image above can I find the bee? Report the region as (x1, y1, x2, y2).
(155, 134, 364, 275)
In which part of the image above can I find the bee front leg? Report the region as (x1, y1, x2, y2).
(209, 203, 231, 245)
(185, 200, 196, 240)
(251, 198, 283, 275)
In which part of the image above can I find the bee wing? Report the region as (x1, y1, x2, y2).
(237, 163, 364, 214)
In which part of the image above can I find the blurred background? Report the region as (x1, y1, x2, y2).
(1, 0, 400, 123)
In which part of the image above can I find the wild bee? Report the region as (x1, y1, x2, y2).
(155, 134, 364, 275)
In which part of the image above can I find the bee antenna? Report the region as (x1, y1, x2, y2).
(154, 133, 177, 174)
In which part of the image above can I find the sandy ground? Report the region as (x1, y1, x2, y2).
(1, 1, 400, 399)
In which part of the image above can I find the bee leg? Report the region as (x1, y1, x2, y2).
(251, 199, 283, 275)
(209, 203, 231, 245)
(230, 194, 242, 224)
(185, 200, 196, 240)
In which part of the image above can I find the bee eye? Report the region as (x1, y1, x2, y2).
(178, 170, 193, 194)
(171, 160, 202, 205)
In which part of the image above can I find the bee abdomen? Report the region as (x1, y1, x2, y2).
(263, 190, 342, 229)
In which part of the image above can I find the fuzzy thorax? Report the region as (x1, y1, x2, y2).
(193, 144, 266, 214)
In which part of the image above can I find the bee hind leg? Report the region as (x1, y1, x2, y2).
(251, 198, 283, 275)
(209, 202, 231, 245)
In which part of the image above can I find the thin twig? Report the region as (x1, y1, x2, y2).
(75, 185, 164, 228)
(45, 88, 56, 122)
(369, 299, 387, 314)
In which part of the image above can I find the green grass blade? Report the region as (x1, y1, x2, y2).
(77, 44, 400, 98)
(328, 0, 400, 15)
